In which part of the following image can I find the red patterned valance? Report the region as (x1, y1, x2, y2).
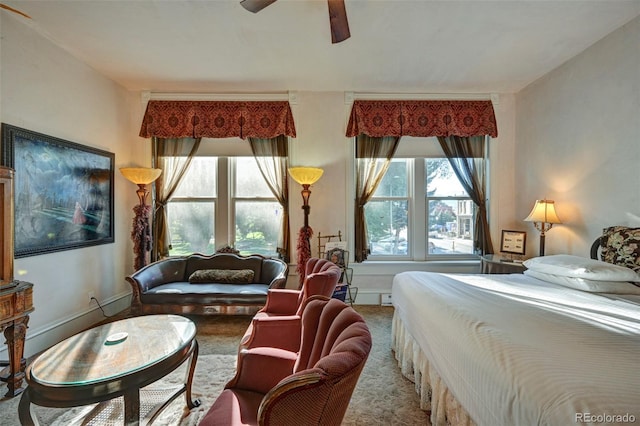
(346, 100, 498, 138)
(139, 100, 296, 139)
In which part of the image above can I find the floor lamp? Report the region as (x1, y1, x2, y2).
(524, 199, 562, 256)
(288, 167, 324, 287)
(120, 167, 162, 270)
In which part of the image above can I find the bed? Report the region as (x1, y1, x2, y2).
(391, 226, 640, 426)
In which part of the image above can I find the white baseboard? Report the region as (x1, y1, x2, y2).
(353, 291, 391, 306)
(1, 292, 131, 360)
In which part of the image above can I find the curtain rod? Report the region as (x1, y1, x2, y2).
(345, 92, 498, 105)
(143, 91, 294, 103)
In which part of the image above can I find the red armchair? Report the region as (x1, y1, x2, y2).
(200, 296, 372, 426)
(239, 257, 341, 352)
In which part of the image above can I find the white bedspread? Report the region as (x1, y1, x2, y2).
(392, 271, 640, 426)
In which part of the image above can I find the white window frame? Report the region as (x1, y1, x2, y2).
(361, 141, 484, 262)
(167, 152, 280, 256)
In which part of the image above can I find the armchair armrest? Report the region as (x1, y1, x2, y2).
(261, 289, 301, 315)
(241, 315, 302, 352)
(258, 370, 325, 424)
(228, 347, 297, 394)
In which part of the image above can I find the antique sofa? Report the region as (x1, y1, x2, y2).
(125, 253, 289, 315)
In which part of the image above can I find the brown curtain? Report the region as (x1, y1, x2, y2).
(354, 135, 401, 262)
(437, 135, 494, 255)
(151, 136, 201, 261)
(248, 135, 290, 262)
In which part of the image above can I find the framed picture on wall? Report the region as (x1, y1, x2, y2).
(1, 124, 114, 258)
(500, 230, 527, 256)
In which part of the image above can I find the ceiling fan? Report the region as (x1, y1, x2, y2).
(0, 3, 31, 19)
(240, 0, 350, 44)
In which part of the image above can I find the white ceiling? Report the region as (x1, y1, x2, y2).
(4, 0, 640, 94)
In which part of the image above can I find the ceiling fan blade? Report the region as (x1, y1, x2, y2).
(240, 0, 278, 13)
(0, 3, 31, 19)
(327, 0, 350, 43)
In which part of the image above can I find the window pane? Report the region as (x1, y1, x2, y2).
(235, 201, 282, 256)
(365, 200, 408, 255)
(235, 157, 273, 197)
(425, 159, 468, 197)
(373, 160, 408, 197)
(167, 201, 215, 255)
(173, 157, 217, 197)
(427, 199, 474, 255)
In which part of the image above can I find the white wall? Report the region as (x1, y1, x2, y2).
(1, 15, 137, 357)
(0, 11, 634, 356)
(515, 15, 640, 256)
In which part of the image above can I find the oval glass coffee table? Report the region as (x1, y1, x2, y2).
(19, 314, 200, 425)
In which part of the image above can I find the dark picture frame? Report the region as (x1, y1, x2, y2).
(1, 124, 114, 258)
(500, 230, 527, 256)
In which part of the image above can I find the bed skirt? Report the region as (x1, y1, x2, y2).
(392, 309, 476, 426)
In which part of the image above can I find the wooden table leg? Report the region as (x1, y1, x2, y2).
(185, 340, 201, 409)
(123, 388, 141, 426)
(3, 316, 29, 397)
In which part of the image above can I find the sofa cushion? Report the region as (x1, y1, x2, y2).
(189, 269, 255, 284)
(142, 282, 270, 305)
(185, 254, 263, 283)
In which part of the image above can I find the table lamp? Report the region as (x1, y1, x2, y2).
(524, 199, 561, 256)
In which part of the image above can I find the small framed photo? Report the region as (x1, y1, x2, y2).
(500, 230, 526, 256)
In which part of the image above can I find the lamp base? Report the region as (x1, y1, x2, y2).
(539, 233, 546, 257)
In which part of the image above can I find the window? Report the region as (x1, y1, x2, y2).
(167, 156, 281, 257)
(425, 159, 475, 257)
(167, 157, 217, 255)
(366, 160, 410, 257)
(233, 157, 283, 256)
(364, 138, 481, 260)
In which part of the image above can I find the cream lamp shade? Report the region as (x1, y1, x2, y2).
(119, 167, 162, 185)
(288, 167, 324, 185)
(524, 199, 561, 256)
(524, 199, 561, 224)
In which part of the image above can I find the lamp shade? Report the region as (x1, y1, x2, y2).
(524, 199, 561, 224)
(120, 167, 162, 185)
(288, 167, 324, 185)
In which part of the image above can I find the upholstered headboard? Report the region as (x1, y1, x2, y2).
(590, 226, 640, 272)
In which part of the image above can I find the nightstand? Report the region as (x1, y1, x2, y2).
(480, 254, 527, 274)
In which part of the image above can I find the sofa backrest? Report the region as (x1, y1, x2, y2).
(133, 257, 187, 290)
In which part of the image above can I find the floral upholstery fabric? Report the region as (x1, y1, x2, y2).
(600, 226, 640, 272)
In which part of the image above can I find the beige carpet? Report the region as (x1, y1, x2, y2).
(0, 306, 428, 425)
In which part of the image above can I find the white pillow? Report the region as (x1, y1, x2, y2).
(523, 254, 640, 282)
(524, 269, 640, 295)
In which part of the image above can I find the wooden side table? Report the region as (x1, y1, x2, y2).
(0, 280, 34, 397)
(481, 255, 527, 274)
